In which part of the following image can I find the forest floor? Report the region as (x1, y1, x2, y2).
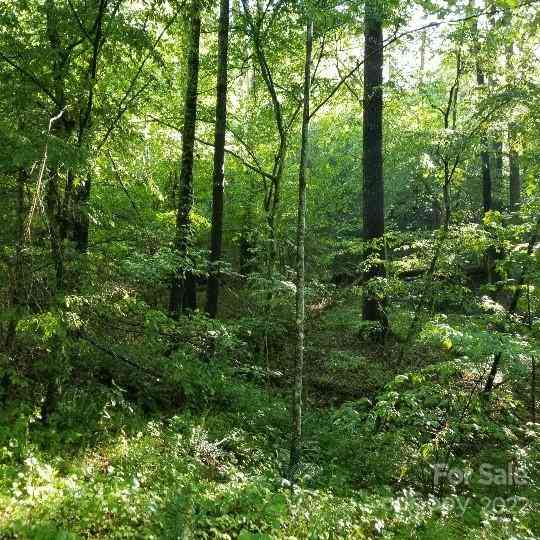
(1, 288, 539, 539)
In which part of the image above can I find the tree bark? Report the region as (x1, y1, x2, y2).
(490, 139, 503, 208)
(477, 57, 491, 215)
(71, 176, 91, 253)
(470, 0, 492, 215)
(70, 0, 107, 253)
(206, 0, 230, 318)
(509, 124, 521, 214)
(289, 19, 312, 480)
(505, 27, 521, 215)
(170, 0, 201, 317)
(362, 0, 386, 325)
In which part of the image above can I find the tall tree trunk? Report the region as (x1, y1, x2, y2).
(362, 0, 386, 325)
(490, 139, 503, 208)
(470, 0, 492, 214)
(170, 0, 201, 318)
(477, 66, 492, 214)
(509, 123, 521, 214)
(206, 0, 230, 319)
(289, 19, 312, 480)
(70, 0, 107, 253)
(506, 35, 521, 215)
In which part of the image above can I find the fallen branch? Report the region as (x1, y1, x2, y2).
(74, 330, 163, 381)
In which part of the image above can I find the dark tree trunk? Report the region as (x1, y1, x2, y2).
(71, 0, 107, 253)
(473, 15, 492, 215)
(170, 0, 201, 318)
(490, 139, 503, 208)
(206, 0, 230, 319)
(478, 67, 491, 215)
(72, 176, 91, 253)
(509, 124, 521, 214)
(289, 19, 312, 480)
(432, 197, 442, 229)
(362, 0, 386, 325)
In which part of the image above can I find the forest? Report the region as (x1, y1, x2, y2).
(1, 0, 540, 537)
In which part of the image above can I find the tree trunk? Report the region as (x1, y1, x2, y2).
(72, 176, 91, 253)
(432, 197, 442, 229)
(490, 139, 503, 209)
(206, 0, 230, 319)
(70, 0, 107, 253)
(289, 19, 312, 480)
(362, 0, 386, 325)
(240, 0, 287, 273)
(505, 28, 521, 216)
(478, 58, 491, 215)
(170, 0, 201, 318)
(470, 0, 492, 215)
(509, 124, 521, 214)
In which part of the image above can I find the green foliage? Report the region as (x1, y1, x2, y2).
(1, 0, 540, 538)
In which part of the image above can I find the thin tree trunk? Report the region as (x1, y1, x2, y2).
(362, 0, 386, 326)
(532, 356, 537, 423)
(240, 0, 287, 271)
(478, 63, 491, 215)
(206, 0, 230, 318)
(289, 19, 312, 481)
(170, 0, 201, 317)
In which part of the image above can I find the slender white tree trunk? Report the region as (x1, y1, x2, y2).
(289, 19, 313, 480)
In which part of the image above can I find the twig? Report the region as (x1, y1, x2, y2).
(24, 108, 67, 242)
